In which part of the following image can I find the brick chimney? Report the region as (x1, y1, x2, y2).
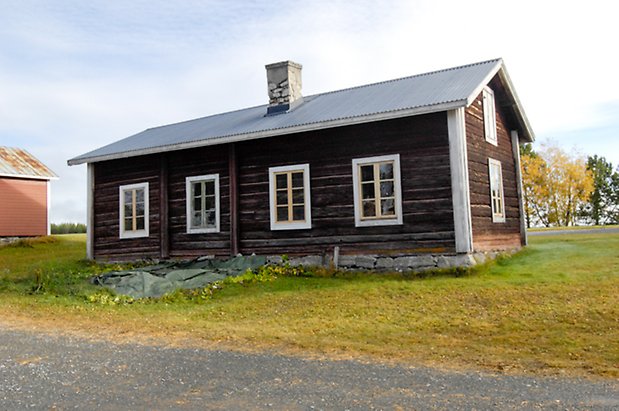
(265, 61, 303, 115)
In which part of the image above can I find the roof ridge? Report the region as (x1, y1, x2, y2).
(306, 58, 503, 98)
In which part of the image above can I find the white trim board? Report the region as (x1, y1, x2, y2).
(447, 108, 473, 253)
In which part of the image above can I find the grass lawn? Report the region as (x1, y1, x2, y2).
(0, 233, 617, 378)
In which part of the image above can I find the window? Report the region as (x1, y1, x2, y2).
(352, 154, 403, 227)
(119, 182, 149, 239)
(488, 158, 505, 223)
(483, 86, 497, 145)
(186, 174, 220, 233)
(268, 164, 311, 230)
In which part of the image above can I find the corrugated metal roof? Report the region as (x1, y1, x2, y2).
(0, 147, 58, 180)
(69, 58, 533, 165)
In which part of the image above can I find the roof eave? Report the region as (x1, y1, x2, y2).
(67, 100, 467, 165)
(0, 172, 58, 181)
(465, 59, 535, 143)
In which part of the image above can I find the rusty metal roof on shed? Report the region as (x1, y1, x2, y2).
(68, 58, 534, 166)
(0, 147, 58, 180)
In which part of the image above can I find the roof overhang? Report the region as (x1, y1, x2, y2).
(465, 59, 535, 143)
(0, 173, 58, 180)
(68, 99, 467, 166)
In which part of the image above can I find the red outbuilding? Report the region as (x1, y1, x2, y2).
(0, 147, 57, 237)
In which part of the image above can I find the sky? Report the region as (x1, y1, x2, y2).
(1, 0, 617, 223)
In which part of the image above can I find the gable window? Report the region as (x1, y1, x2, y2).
(488, 158, 505, 223)
(268, 164, 311, 230)
(186, 174, 220, 233)
(483, 86, 497, 145)
(119, 182, 149, 239)
(352, 154, 403, 227)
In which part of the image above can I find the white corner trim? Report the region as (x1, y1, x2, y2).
(119, 182, 150, 239)
(86, 163, 95, 259)
(447, 108, 473, 253)
(511, 130, 528, 245)
(268, 163, 312, 230)
(351, 154, 403, 227)
(185, 174, 221, 234)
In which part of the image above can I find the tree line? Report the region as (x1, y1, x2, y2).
(520, 143, 619, 227)
(51, 223, 87, 234)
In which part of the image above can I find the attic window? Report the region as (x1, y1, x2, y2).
(268, 164, 312, 230)
(352, 154, 403, 227)
(483, 86, 497, 145)
(119, 182, 149, 239)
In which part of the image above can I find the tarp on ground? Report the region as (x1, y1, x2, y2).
(91, 255, 266, 299)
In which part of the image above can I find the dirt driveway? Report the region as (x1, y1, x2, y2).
(1, 326, 617, 410)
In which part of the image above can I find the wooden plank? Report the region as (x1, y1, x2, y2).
(159, 154, 170, 259)
(229, 143, 239, 256)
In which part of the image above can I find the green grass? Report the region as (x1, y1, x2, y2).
(527, 224, 619, 232)
(0, 233, 617, 378)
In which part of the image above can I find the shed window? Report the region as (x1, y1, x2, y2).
(119, 182, 149, 239)
(483, 86, 497, 145)
(352, 154, 403, 227)
(268, 164, 311, 230)
(186, 174, 220, 233)
(488, 158, 505, 223)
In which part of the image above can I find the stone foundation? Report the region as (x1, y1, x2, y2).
(267, 250, 512, 272)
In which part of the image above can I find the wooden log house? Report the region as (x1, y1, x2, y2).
(69, 59, 534, 269)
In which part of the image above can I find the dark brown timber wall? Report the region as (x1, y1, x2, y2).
(465, 77, 523, 251)
(92, 112, 455, 260)
(167, 146, 231, 257)
(237, 113, 455, 256)
(93, 156, 161, 260)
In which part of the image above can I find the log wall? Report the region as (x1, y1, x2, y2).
(92, 113, 456, 260)
(93, 156, 161, 260)
(236, 113, 455, 256)
(465, 77, 524, 251)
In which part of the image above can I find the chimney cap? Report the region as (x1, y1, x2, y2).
(265, 60, 303, 70)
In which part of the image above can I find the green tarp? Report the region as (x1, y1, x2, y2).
(92, 255, 266, 299)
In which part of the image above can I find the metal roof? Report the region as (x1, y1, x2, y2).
(0, 147, 58, 180)
(68, 58, 534, 165)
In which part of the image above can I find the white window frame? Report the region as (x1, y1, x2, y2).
(483, 86, 498, 146)
(186, 174, 220, 234)
(119, 182, 149, 239)
(352, 154, 403, 227)
(488, 158, 506, 223)
(268, 163, 312, 231)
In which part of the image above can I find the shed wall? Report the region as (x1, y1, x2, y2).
(0, 177, 48, 236)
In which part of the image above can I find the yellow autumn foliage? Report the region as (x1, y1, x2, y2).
(521, 144, 594, 227)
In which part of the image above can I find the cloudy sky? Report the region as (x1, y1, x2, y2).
(1, 0, 617, 223)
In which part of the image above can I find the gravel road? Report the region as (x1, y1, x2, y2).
(0, 326, 617, 410)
